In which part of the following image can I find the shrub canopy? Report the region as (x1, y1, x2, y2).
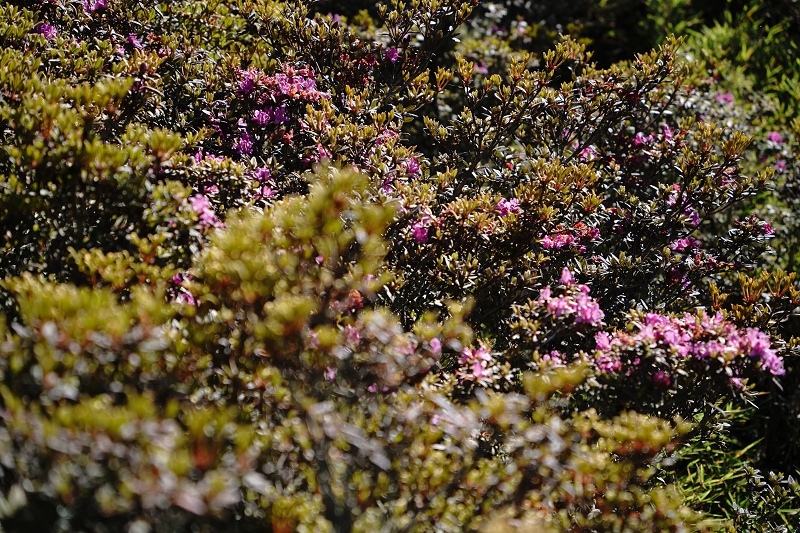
(1, 0, 799, 531)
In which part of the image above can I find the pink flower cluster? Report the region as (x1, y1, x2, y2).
(403, 157, 420, 176)
(632, 131, 655, 147)
(253, 107, 289, 126)
(541, 223, 600, 252)
(495, 198, 521, 217)
(81, 0, 108, 13)
(409, 212, 437, 244)
(34, 23, 58, 41)
(670, 236, 701, 252)
(237, 65, 328, 103)
(579, 145, 598, 161)
(594, 311, 784, 377)
(715, 92, 734, 105)
(766, 131, 783, 145)
(385, 48, 401, 64)
(224, 65, 329, 159)
(189, 194, 221, 229)
(537, 268, 604, 326)
(456, 346, 494, 385)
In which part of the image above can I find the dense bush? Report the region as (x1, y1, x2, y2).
(1, 0, 799, 531)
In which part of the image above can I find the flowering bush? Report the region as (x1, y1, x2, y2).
(1, 0, 799, 531)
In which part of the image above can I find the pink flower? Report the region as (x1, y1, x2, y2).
(766, 131, 783, 145)
(632, 132, 654, 147)
(82, 0, 107, 12)
(459, 346, 491, 365)
(595, 352, 621, 373)
(305, 330, 320, 349)
(537, 286, 552, 302)
(252, 109, 273, 125)
(547, 297, 573, 318)
(495, 198, 521, 217)
(252, 167, 272, 182)
(257, 186, 275, 200)
(715, 92, 734, 105)
(685, 207, 700, 227)
(457, 346, 494, 384)
(404, 157, 420, 176)
(429, 338, 442, 356)
(233, 131, 253, 156)
(127, 33, 143, 50)
(189, 194, 221, 228)
(541, 233, 577, 250)
(579, 145, 598, 161)
(574, 291, 604, 326)
(539, 350, 565, 366)
(670, 237, 700, 251)
(666, 183, 681, 206)
(34, 23, 57, 41)
(411, 222, 429, 243)
(411, 214, 435, 244)
(595, 331, 612, 351)
(272, 106, 289, 124)
(386, 48, 401, 64)
(174, 289, 196, 307)
(344, 325, 361, 346)
(559, 268, 575, 285)
(238, 73, 257, 95)
(652, 370, 671, 388)
(595, 311, 784, 377)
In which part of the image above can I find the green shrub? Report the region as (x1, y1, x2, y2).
(0, 0, 798, 531)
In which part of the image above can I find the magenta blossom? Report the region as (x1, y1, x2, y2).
(541, 233, 578, 250)
(457, 346, 494, 385)
(82, 0, 108, 12)
(386, 48, 401, 64)
(632, 132, 654, 147)
(410, 213, 436, 244)
(652, 370, 671, 388)
(429, 338, 442, 356)
(495, 198, 521, 217)
(404, 157, 420, 176)
(670, 237, 701, 252)
(579, 145, 598, 161)
(594, 311, 785, 377)
(766, 131, 783, 145)
(537, 280, 604, 327)
(189, 194, 221, 229)
(233, 131, 253, 156)
(715, 92, 734, 105)
(127, 33, 143, 50)
(411, 222, 429, 243)
(34, 23, 57, 41)
(559, 268, 575, 285)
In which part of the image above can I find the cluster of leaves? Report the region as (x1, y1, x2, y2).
(1, 0, 799, 531)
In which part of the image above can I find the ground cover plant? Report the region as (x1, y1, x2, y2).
(1, 0, 800, 531)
